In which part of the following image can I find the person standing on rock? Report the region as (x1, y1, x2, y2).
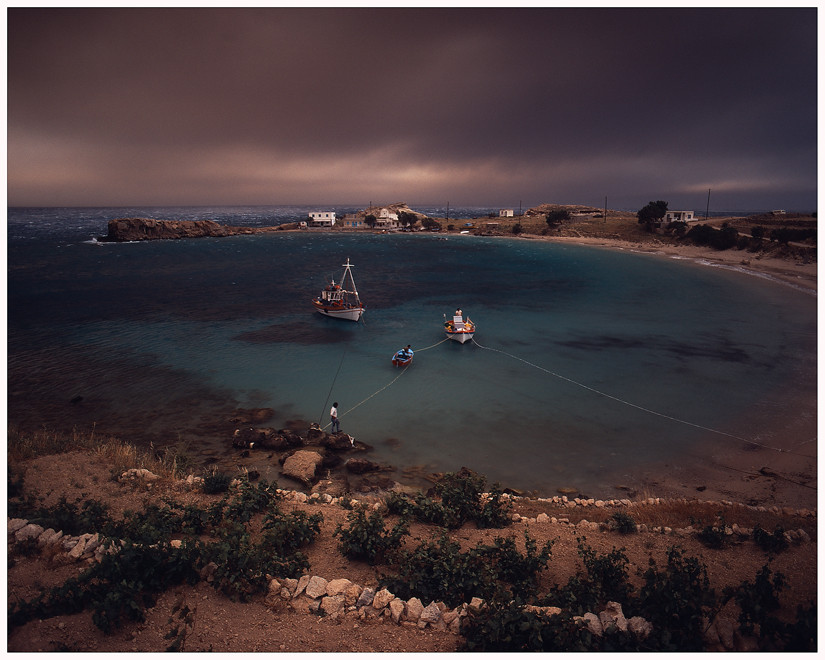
(330, 402, 340, 433)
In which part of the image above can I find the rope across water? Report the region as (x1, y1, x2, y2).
(320, 334, 812, 467)
(321, 338, 450, 431)
(470, 338, 812, 459)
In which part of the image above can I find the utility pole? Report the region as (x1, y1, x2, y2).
(604, 196, 607, 223)
(705, 189, 711, 222)
(446, 201, 449, 223)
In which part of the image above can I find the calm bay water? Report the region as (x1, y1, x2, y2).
(7, 206, 817, 496)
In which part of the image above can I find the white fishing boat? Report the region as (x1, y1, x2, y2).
(444, 309, 475, 343)
(312, 258, 365, 321)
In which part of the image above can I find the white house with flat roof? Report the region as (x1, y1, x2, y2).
(665, 210, 695, 223)
(499, 209, 514, 217)
(308, 211, 336, 226)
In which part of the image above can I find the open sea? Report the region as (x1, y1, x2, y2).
(7, 205, 817, 497)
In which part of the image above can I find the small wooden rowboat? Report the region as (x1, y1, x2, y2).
(392, 346, 414, 367)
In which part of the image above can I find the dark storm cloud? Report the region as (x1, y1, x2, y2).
(7, 7, 817, 209)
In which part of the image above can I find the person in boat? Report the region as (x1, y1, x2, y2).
(398, 345, 413, 359)
(330, 402, 340, 433)
(455, 308, 462, 316)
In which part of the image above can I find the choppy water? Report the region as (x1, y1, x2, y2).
(7, 206, 817, 496)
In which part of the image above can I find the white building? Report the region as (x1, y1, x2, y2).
(499, 209, 514, 217)
(374, 207, 400, 229)
(308, 211, 336, 226)
(665, 210, 695, 223)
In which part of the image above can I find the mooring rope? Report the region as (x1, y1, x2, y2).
(321, 364, 411, 431)
(470, 338, 814, 459)
(319, 348, 348, 427)
(415, 337, 450, 352)
(320, 338, 449, 431)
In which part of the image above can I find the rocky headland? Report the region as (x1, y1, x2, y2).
(100, 217, 290, 242)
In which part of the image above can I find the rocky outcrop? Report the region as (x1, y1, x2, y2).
(101, 218, 282, 242)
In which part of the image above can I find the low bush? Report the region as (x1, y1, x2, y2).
(546, 538, 632, 615)
(334, 506, 409, 565)
(461, 598, 613, 652)
(752, 524, 789, 554)
(693, 515, 729, 549)
(384, 469, 512, 529)
(381, 530, 552, 609)
(8, 479, 322, 629)
(610, 511, 637, 534)
(202, 471, 232, 494)
(634, 546, 716, 650)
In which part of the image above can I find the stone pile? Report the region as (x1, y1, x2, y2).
(263, 575, 654, 641)
(265, 577, 464, 633)
(8, 518, 111, 563)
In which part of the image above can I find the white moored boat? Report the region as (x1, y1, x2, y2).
(444, 309, 475, 343)
(312, 258, 365, 322)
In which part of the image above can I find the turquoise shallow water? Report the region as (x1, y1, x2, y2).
(7, 208, 817, 496)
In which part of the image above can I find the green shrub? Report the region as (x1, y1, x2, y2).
(729, 563, 785, 638)
(381, 530, 552, 609)
(611, 511, 637, 534)
(693, 516, 728, 549)
(461, 598, 595, 652)
(8, 480, 322, 630)
(11, 496, 112, 536)
(384, 470, 512, 530)
(381, 532, 481, 608)
(473, 532, 554, 601)
(476, 484, 513, 529)
(548, 538, 632, 614)
(752, 524, 789, 554)
(634, 546, 716, 650)
(334, 507, 409, 565)
(202, 471, 232, 494)
(225, 479, 281, 522)
(262, 508, 324, 558)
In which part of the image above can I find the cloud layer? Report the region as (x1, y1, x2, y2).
(8, 8, 818, 210)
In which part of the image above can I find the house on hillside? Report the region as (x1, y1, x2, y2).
(374, 207, 400, 230)
(308, 211, 336, 227)
(499, 209, 514, 217)
(665, 210, 695, 223)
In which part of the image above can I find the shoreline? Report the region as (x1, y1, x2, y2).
(526, 234, 817, 294)
(520, 233, 817, 509)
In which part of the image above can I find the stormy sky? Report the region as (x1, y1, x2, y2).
(7, 7, 818, 211)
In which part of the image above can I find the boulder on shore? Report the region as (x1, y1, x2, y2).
(281, 450, 324, 486)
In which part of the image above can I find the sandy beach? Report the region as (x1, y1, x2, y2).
(540, 234, 817, 292)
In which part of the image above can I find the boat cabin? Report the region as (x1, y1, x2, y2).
(320, 283, 344, 303)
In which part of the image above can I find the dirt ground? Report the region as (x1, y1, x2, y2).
(7, 449, 817, 652)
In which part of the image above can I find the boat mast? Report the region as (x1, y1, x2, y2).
(342, 258, 359, 298)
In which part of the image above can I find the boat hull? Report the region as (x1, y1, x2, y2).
(392, 350, 413, 367)
(313, 301, 364, 321)
(446, 331, 474, 344)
